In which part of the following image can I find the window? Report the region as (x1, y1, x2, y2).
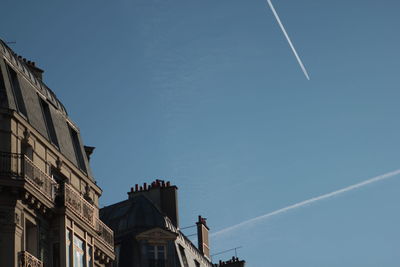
(69, 125, 87, 172)
(115, 244, 121, 267)
(73, 235, 85, 267)
(147, 244, 166, 267)
(178, 245, 189, 267)
(53, 242, 60, 267)
(0, 65, 7, 106)
(40, 98, 59, 147)
(66, 230, 72, 267)
(25, 219, 38, 256)
(194, 260, 200, 267)
(66, 229, 93, 267)
(6, 64, 27, 117)
(87, 245, 93, 267)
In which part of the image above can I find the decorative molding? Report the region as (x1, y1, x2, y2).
(136, 227, 178, 243)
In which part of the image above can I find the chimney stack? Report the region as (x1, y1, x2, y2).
(127, 179, 179, 227)
(215, 257, 246, 267)
(15, 55, 44, 81)
(197, 215, 210, 259)
(84, 146, 95, 161)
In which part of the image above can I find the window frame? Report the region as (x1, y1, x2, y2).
(68, 124, 87, 173)
(147, 244, 167, 267)
(6, 64, 28, 118)
(39, 96, 59, 148)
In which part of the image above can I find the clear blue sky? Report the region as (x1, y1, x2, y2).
(2, 0, 400, 266)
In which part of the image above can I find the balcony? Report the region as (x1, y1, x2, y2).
(18, 251, 43, 267)
(0, 152, 114, 250)
(64, 181, 114, 250)
(0, 152, 57, 201)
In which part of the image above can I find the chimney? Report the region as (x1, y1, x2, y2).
(216, 257, 246, 267)
(20, 57, 44, 81)
(127, 179, 179, 227)
(196, 215, 210, 259)
(84, 146, 95, 161)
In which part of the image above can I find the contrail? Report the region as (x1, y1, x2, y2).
(211, 169, 400, 237)
(267, 0, 310, 80)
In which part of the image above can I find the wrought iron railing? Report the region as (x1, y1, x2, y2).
(0, 152, 57, 201)
(18, 251, 43, 267)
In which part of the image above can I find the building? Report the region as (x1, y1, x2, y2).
(0, 40, 114, 266)
(100, 180, 245, 267)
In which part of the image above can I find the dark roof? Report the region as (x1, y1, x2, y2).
(100, 194, 167, 236)
(0, 39, 94, 180)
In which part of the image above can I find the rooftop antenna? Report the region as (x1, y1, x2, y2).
(179, 224, 196, 230)
(267, 0, 310, 80)
(5, 41, 16, 45)
(211, 246, 243, 261)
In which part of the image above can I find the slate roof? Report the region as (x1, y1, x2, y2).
(0, 39, 94, 180)
(100, 194, 168, 235)
(100, 194, 215, 267)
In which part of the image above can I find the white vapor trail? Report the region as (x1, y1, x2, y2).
(211, 169, 400, 237)
(267, 0, 310, 80)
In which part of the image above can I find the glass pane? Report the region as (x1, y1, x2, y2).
(73, 235, 85, 267)
(147, 245, 155, 259)
(157, 246, 165, 260)
(88, 245, 93, 267)
(66, 230, 71, 267)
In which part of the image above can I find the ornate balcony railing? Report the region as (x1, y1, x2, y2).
(18, 251, 43, 267)
(64, 183, 114, 249)
(0, 152, 57, 201)
(0, 153, 114, 251)
(64, 183, 94, 225)
(23, 156, 57, 201)
(95, 217, 114, 250)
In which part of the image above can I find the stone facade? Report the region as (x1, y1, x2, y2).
(0, 39, 246, 267)
(0, 40, 114, 267)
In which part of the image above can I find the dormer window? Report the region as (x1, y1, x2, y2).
(68, 125, 87, 173)
(147, 244, 166, 267)
(6, 64, 27, 117)
(0, 65, 7, 106)
(40, 98, 59, 147)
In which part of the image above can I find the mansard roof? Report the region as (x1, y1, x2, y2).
(0, 39, 94, 180)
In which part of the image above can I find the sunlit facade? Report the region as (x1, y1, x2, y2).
(0, 40, 114, 267)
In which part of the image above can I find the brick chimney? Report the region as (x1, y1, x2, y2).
(17, 56, 44, 81)
(196, 215, 210, 259)
(216, 257, 246, 267)
(127, 179, 179, 227)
